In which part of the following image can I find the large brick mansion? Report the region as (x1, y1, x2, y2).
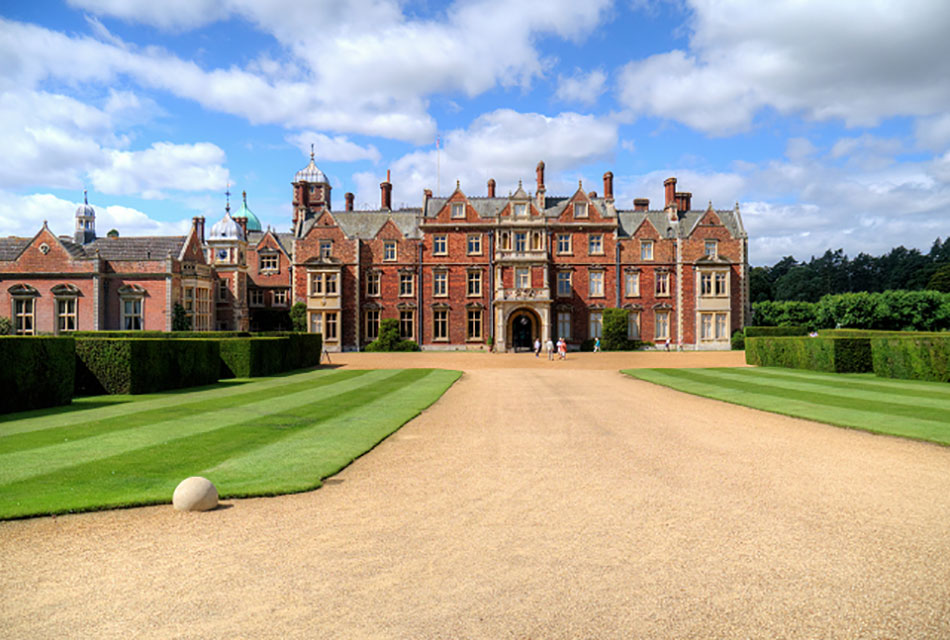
(1, 155, 749, 350)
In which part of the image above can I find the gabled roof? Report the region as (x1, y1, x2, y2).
(299, 209, 423, 240)
(616, 208, 744, 239)
(0, 237, 32, 261)
(86, 236, 187, 260)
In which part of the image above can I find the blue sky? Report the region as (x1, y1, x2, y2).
(1, 0, 948, 265)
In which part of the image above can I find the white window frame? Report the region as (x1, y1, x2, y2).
(451, 202, 465, 218)
(13, 297, 36, 335)
(467, 309, 482, 340)
(319, 240, 332, 260)
(641, 240, 654, 261)
(588, 234, 603, 256)
(366, 271, 380, 297)
(433, 235, 447, 256)
(399, 273, 414, 297)
(467, 234, 482, 255)
(515, 267, 530, 289)
(557, 311, 572, 340)
(433, 309, 448, 341)
(514, 232, 527, 252)
(433, 271, 448, 297)
(628, 311, 641, 340)
(656, 271, 670, 297)
(557, 234, 572, 255)
(514, 203, 527, 217)
(272, 289, 288, 306)
(249, 289, 265, 307)
(556, 271, 571, 297)
(467, 271, 481, 297)
(56, 297, 77, 333)
(655, 310, 670, 340)
(574, 202, 588, 218)
(589, 270, 605, 297)
(384, 241, 397, 262)
(121, 296, 144, 331)
(589, 311, 603, 339)
(365, 309, 380, 340)
(259, 253, 279, 272)
(624, 271, 640, 297)
(705, 240, 718, 259)
(399, 310, 415, 340)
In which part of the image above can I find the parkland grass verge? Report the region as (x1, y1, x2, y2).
(624, 367, 950, 446)
(0, 367, 460, 519)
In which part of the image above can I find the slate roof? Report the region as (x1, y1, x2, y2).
(85, 236, 186, 260)
(616, 208, 745, 239)
(299, 209, 423, 240)
(0, 237, 30, 261)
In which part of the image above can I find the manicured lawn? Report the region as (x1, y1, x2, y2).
(0, 367, 460, 519)
(624, 367, 950, 446)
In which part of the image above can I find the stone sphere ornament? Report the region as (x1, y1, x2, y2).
(172, 476, 219, 512)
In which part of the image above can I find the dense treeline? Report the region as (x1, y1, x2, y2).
(751, 237, 950, 303)
(752, 290, 950, 332)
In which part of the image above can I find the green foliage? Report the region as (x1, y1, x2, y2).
(871, 336, 950, 382)
(290, 302, 307, 332)
(365, 318, 419, 351)
(0, 316, 11, 335)
(171, 303, 191, 331)
(599, 308, 633, 351)
(75, 338, 220, 395)
(815, 290, 950, 331)
(744, 326, 809, 337)
(745, 336, 872, 373)
(751, 300, 820, 329)
(928, 264, 950, 292)
(219, 338, 285, 378)
(0, 337, 74, 413)
(731, 330, 745, 350)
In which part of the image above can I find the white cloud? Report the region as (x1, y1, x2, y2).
(286, 132, 381, 163)
(914, 114, 950, 152)
(0, 190, 187, 239)
(350, 109, 619, 208)
(68, 0, 224, 31)
(616, 0, 950, 135)
(89, 142, 229, 198)
(554, 69, 607, 105)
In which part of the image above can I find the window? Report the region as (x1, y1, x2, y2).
(384, 241, 397, 261)
(183, 286, 195, 314)
(195, 288, 211, 330)
(716, 272, 728, 296)
(326, 273, 338, 295)
(589, 271, 604, 297)
(325, 312, 338, 341)
(260, 254, 278, 271)
(501, 232, 511, 251)
(14, 298, 35, 335)
(624, 271, 640, 297)
(273, 290, 288, 306)
(628, 311, 641, 339)
(557, 311, 572, 339)
(309, 312, 322, 335)
(218, 279, 229, 301)
(514, 203, 527, 217)
(309, 272, 338, 296)
(399, 273, 414, 297)
(399, 310, 414, 339)
(122, 298, 143, 331)
(557, 234, 572, 255)
(433, 309, 448, 340)
(588, 234, 603, 255)
(574, 202, 588, 218)
(467, 309, 482, 340)
(531, 232, 542, 251)
(705, 240, 718, 259)
(467, 234, 482, 255)
(655, 310, 670, 340)
(557, 271, 571, 297)
(366, 271, 380, 296)
(433, 235, 447, 255)
(656, 272, 670, 296)
(641, 240, 654, 261)
(55, 298, 77, 333)
(701, 272, 713, 296)
(250, 289, 264, 306)
(514, 232, 526, 252)
(433, 271, 448, 297)
(589, 311, 603, 339)
(701, 312, 728, 340)
(467, 271, 481, 297)
(319, 240, 332, 259)
(365, 310, 380, 340)
(451, 202, 465, 218)
(716, 312, 728, 339)
(515, 267, 530, 289)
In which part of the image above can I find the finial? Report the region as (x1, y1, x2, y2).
(456, 179, 460, 189)
(43, 219, 48, 227)
(83, 189, 88, 205)
(310, 143, 315, 161)
(225, 182, 231, 214)
(243, 190, 247, 205)
(578, 180, 583, 189)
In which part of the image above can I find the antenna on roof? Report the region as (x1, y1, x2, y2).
(310, 143, 315, 161)
(83, 189, 88, 205)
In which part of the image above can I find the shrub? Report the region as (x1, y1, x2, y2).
(814, 290, 950, 332)
(0, 336, 74, 413)
(365, 319, 418, 352)
(290, 302, 307, 332)
(171, 303, 191, 331)
(751, 300, 820, 329)
(0, 316, 12, 335)
(871, 336, 950, 382)
(76, 338, 220, 395)
(745, 336, 872, 373)
(731, 330, 745, 350)
(219, 337, 287, 378)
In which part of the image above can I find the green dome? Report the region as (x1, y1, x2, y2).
(236, 191, 262, 232)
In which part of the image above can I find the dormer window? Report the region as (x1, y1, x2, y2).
(319, 240, 332, 259)
(451, 203, 465, 218)
(574, 202, 588, 218)
(384, 241, 397, 261)
(514, 203, 527, 217)
(705, 240, 718, 259)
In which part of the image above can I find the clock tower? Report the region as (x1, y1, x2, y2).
(207, 190, 249, 331)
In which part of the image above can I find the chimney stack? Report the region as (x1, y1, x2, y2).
(487, 178, 496, 198)
(664, 177, 677, 208)
(675, 191, 692, 212)
(633, 198, 650, 212)
(345, 192, 354, 211)
(588, 191, 597, 199)
(536, 161, 545, 192)
(380, 170, 392, 211)
(235, 216, 248, 237)
(603, 171, 614, 201)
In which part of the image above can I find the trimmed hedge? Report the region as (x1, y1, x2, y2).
(219, 333, 324, 378)
(0, 336, 75, 413)
(818, 329, 948, 338)
(744, 326, 809, 337)
(871, 336, 950, 382)
(745, 336, 872, 373)
(75, 338, 220, 395)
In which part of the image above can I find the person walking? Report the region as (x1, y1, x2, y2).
(545, 337, 554, 360)
(557, 337, 567, 360)
(534, 337, 541, 358)
(593, 336, 601, 353)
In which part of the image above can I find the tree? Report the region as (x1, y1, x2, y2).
(289, 302, 307, 332)
(927, 264, 950, 293)
(602, 308, 634, 351)
(171, 303, 191, 331)
(749, 266, 772, 303)
(364, 318, 419, 351)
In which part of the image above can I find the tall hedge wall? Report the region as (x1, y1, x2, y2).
(744, 326, 809, 337)
(745, 336, 872, 373)
(0, 336, 74, 413)
(76, 338, 220, 395)
(219, 337, 287, 378)
(871, 336, 950, 382)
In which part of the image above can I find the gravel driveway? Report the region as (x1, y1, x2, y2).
(2, 352, 949, 639)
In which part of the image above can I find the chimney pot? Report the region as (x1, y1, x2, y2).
(633, 198, 650, 212)
(487, 178, 496, 198)
(380, 173, 393, 210)
(603, 171, 614, 201)
(345, 192, 354, 211)
(536, 161, 545, 191)
(664, 177, 677, 207)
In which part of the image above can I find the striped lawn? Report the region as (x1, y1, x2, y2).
(0, 367, 460, 519)
(624, 367, 950, 446)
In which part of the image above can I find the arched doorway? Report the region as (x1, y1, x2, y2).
(507, 308, 540, 351)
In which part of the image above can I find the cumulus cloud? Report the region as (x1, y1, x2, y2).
(89, 142, 229, 198)
(616, 0, 950, 135)
(349, 109, 619, 209)
(554, 69, 608, 105)
(286, 132, 381, 163)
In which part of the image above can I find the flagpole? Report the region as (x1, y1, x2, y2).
(436, 134, 440, 196)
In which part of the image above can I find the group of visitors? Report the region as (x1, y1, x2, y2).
(536, 337, 569, 360)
